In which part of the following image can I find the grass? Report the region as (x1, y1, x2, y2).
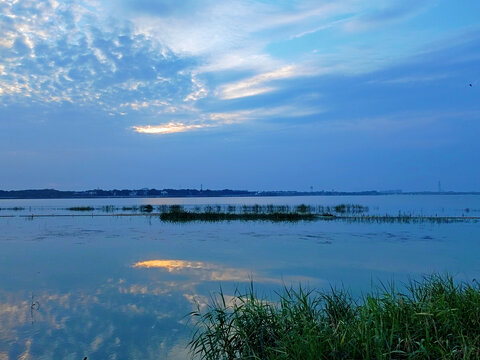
(189, 275, 480, 359)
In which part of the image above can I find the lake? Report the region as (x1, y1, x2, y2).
(1, 195, 479, 359)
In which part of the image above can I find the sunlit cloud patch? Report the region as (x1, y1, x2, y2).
(132, 122, 211, 135)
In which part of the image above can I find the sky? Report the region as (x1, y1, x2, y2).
(1, 0, 479, 192)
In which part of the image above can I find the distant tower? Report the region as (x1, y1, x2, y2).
(438, 181, 442, 193)
(200, 184, 203, 192)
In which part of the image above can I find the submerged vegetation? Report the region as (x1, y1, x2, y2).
(0, 206, 26, 211)
(159, 204, 319, 222)
(67, 206, 94, 211)
(4, 203, 476, 223)
(61, 203, 368, 216)
(160, 210, 317, 222)
(157, 205, 471, 223)
(159, 204, 365, 222)
(189, 275, 480, 360)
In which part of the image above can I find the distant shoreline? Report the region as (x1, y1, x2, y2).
(1, 188, 479, 200)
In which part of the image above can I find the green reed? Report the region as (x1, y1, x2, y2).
(189, 275, 480, 359)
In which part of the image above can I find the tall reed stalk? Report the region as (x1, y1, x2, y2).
(189, 275, 480, 359)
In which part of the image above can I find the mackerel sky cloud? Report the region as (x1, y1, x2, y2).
(1, 0, 479, 191)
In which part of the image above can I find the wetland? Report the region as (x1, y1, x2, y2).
(0, 195, 479, 359)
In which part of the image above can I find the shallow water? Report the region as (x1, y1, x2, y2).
(1, 196, 479, 359)
(1, 194, 479, 216)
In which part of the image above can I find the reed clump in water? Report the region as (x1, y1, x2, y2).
(159, 204, 317, 222)
(189, 275, 480, 360)
(67, 206, 94, 211)
(342, 215, 466, 224)
(0, 206, 26, 211)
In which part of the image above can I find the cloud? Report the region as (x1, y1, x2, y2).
(132, 123, 211, 134)
(117, 0, 206, 17)
(2, 0, 478, 145)
(343, 0, 431, 32)
(132, 104, 325, 135)
(183, 74, 208, 101)
(217, 65, 298, 100)
(114, 1, 361, 73)
(0, 0, 195, 117)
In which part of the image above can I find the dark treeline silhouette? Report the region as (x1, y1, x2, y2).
(0, 188, 479, 199)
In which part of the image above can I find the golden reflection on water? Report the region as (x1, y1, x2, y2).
(132, 259, 252, 282)
(131, 259, 288, 284)
(132, 259, 209, 271)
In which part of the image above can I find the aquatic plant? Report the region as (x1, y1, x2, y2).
(154, 204, 476, 223)
(160, 210, 315, 222)
(122, 206, 138, 211)
(67, 206, 94, 211)
(157, 205, 169, 212)
(341, 215, 466, 224)
(295, 204, 312, 213)
(169, 204, 184, 213)
(189, 275, 480, 360)
(101, 205, 116, 213)
(7, 206, 26, 211)
(139, 204, 154, 213)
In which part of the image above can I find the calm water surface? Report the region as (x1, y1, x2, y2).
(0, 195, 479, 359)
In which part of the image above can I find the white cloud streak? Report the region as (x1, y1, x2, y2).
(132, 104, 325, 135)
(132, 123, 210, 134)
(218, 65, 297, 99)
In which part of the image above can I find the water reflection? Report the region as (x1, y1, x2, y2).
(1, 210, 480, 359)
(0, 283, 192, 359)
(0, 256, 283, 359)
(132, 259, 278, 283)
(1, 194, 479, 217)
(134, 259, 208, 271)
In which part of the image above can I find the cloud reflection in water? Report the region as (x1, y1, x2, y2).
(132, 258, 282, 283)
(0, 258, 284, 359)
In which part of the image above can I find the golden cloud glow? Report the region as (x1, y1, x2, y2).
(132, 122, 209, 134)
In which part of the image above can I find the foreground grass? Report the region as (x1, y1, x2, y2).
(189, 275, 480, 359)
